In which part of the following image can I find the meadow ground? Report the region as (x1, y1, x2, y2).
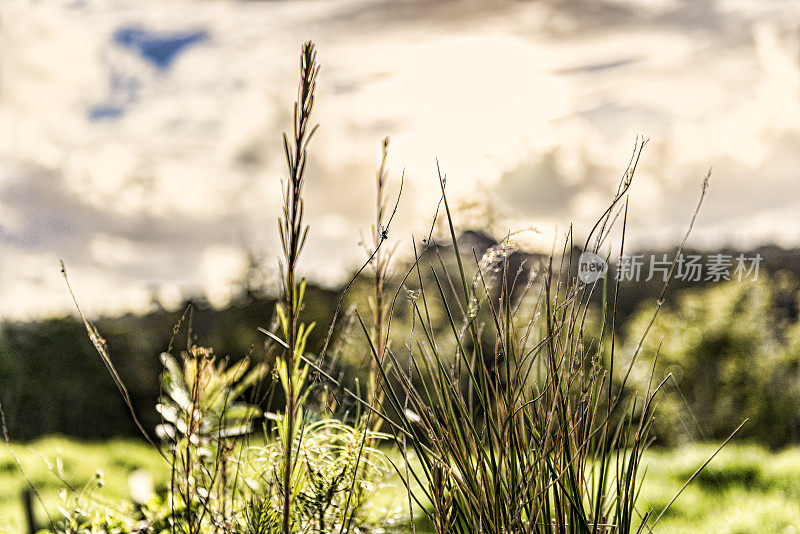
(2, 438, 800, 533)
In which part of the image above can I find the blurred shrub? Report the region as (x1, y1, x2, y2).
(8, 252, 800, 450)
(623, 275, 800, 447)
(0, 287, 338, 441)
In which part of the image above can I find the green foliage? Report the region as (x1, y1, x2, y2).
(33, 343, 388, 533)
(0, 288, 340, 441)
(244, 419, 391, 533)
(0, 318, 137, 440)
(45, 472, 139, 534)
(0, 437, 166, 532)
(624, 276, 800, 447)
(154, 346, 266, 533)
(156, 348, 266, 444)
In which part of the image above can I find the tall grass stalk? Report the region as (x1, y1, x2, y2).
(363, 137, 396, 432)
(275, 40, 319, 534)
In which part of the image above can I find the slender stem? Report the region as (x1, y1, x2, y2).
(369, 137, 391, 430)
(279, 41, 318, 534)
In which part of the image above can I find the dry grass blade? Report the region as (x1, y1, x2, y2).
(60, 260, 165, 459)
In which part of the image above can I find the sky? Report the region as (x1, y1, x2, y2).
(1, 0, 800, 319)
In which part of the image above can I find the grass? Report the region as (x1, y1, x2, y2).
(349, 137, 706, 533)
(637, 445, 800, 533)
(0, 437, 167, 533)
(3, 439, 800, 533)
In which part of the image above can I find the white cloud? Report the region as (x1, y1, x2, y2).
(1, 0, 799, 317)
(200, 245, 248, 308)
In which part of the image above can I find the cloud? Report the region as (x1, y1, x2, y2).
(2, 0, 800, 318)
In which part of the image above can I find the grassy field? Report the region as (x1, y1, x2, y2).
(0, 437, 167, 533)
(2, 437, 800, 533)
(641, 445, 800, 533)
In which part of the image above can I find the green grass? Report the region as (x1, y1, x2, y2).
(0, 436, 168, 533)
(4, 438, 800, 533)
(638, 444, 800, 533)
